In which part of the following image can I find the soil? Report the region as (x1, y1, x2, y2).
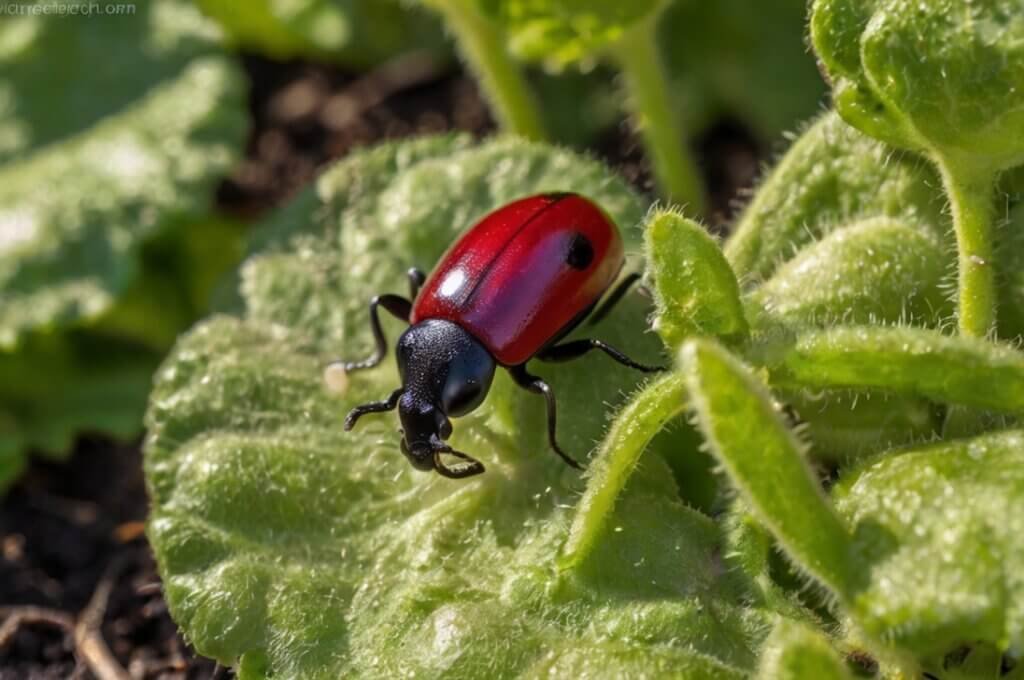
(0, 53, 762, 678)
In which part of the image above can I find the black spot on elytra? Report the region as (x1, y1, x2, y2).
(566, 232, 594, 270)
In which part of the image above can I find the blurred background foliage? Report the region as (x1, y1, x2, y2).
(0, 0, 823, 491)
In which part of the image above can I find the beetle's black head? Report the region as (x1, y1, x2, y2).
(395, 319, 496, 478)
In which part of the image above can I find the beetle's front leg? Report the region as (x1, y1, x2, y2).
(344, 388, 404, 430)
(329, 294, 412, 373)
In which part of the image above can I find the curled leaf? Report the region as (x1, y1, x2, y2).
(560, 372, 686, 568)
(810, 0, 1024, 336)
(811, 0, 1024, 172)
(644, 210, 747, 350)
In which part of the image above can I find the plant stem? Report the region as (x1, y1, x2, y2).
(559, 372, 686, 569)
(426, 0, 546, 141)
(610, 19, 705, 213)
(937, 158, 998, 338)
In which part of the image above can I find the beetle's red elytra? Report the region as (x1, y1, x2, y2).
(333, 192, 665, 478)
(412, 193, 624, 365)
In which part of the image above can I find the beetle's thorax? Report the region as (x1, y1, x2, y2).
(395, 320, 496, 466)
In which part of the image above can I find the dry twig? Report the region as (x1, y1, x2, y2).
(0, 558, 130, 680)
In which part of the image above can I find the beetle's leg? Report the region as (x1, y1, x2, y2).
(333, 294, 412, 372)
(588, 272, 642, 326)
(344, 387, 404, 430)
(407, 267, 426, 300)
(508, 365, 583, 470)
(536, 338, 667, 373)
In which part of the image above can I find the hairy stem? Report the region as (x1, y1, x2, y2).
(560, 372, 686, 569)
(937, 158, 998, 338)
(610, 19, 705, 212)
(426, 0, 546, 141)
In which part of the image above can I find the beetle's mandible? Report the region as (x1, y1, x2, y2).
(332, 192, 665, 478)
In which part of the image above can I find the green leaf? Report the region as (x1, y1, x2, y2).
(749, 217, 952, 328)
(195, 0, 448, 68)
(644, 210, 747, 350)
(784, 389, 938, 464)
(0, 333, 154, 494)
(756, 620, 853, 680)
(810, 0, 1024, 337)
(811, 0, 1024, 173)
(680, 338, 856, 598)
(0, 0, 224, 164)
(725, 112, 947, 285)
(765, 326, 1024, 414)
(479, 0, 664, 67)
(560, 372, 686, 568)
(834, 430, 1024, 655)
(0, 0, 247, 486)
(146, 136, 765, 677)
(0, 52, 245, 350)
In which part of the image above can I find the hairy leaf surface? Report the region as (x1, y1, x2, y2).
(146, 136, 767, 678)
(835, 430, 1024, 654)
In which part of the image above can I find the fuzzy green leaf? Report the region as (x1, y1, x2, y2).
(681, 339, 856, 598)
(644, 211, 747, 350)
(560, 372, 686, 568)
(725, 112, 947, 285)
(749, 217, 952, 328)
(146, 136, 765, 678)
(811, 0, 1024, 173)
(766, 326, 1024, 414)
(810, 0, 1024, 337)
(756, 620, 853, 680)
(834, 430, 1024, 655)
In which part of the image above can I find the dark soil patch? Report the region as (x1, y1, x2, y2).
(1, 50, 762, 678)
(0, 439, 223, 679)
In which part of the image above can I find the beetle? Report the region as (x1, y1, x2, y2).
(333, 192, 664, 478)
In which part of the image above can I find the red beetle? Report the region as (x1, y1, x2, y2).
(336, 193, 664, 478)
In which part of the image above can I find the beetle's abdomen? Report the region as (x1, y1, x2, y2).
(411, 193, 624, 366)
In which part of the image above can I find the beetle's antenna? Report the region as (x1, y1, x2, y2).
(432, 443, 485, 478)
